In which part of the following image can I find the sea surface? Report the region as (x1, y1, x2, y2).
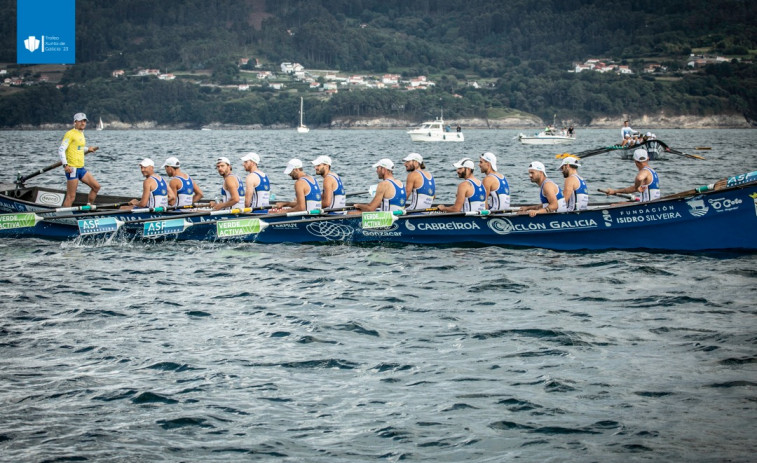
(1, 128, 756, 462)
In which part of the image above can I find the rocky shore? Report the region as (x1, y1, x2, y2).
(7, 113, 752, 130)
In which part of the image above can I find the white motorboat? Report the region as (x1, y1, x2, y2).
(407, 112, 463, 142)
(297, 97, 309, 133)
(517, 129, 574, 145)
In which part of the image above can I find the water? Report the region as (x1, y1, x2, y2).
(1, 129, 756, 462)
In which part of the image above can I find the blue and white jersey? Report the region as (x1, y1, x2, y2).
(407, 171, 435, 210)
(251, 171, 271, 209)
(621, 126, 634, 139)
(327, 173, 346, 209)
(539, 179, 568, 212)
(464, 178, 487, 212)
(566, 174, 589, 211)
(174, 175, 195, 207)
(641, 166, 660, 202)
(380, 179, 406, 211)
(221, 173, 245, 209)
(149, 175, 169, 209)
(486, 173, 510, 210)
(302, 176, 322, 210)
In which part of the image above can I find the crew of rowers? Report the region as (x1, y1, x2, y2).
(120, 149, 660, 216)
(620, 120, 657, 147)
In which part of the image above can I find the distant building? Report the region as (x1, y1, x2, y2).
(112, 70, 124, 78)
(238, 84, 249, 91)
(158, 73, 175, 80)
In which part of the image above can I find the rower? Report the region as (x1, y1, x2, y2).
(162, 156, 203, 208)
(240, 152, 270, 210)
(479, 152, 510, 210)
(311, 155, 346, 212)
(353, 158, 405, 212)
(124, 158, 173, 210)
(604, 149, 660, 202)
(437, 158, 486, 213)
(211, 157, 245, 211)
(402, 152, 435, 210)
(519, 161, 567, 217)
(276, 158, 321, 212)
(559, 156, 589, 211)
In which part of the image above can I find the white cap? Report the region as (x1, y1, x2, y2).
(162, 156, 180, 168)
(528, 161, 546, 174)
(311, 155, 332, 166)
(240, 152, 261, 164)
(216, 157, 231, 166)
(73, 112, 87, 121)
(480, 152, 498, 171)
(633, 149, 649, 162)
(560, 156, 581, 167)
(138, 158, 155, 167)
(373, 158, 394, 170)
(403, 152, 423, 163)
(453, 158, 475, 169)
(646, 132, 652, 137)
(284, 158, 303, 174)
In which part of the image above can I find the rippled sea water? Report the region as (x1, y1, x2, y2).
(1, 128, 756, 462)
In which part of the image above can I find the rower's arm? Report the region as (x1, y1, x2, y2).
(321, 176, 334, 209)
(439, 182, 469, 213)
(135, 178, 156, 208)
(213, 177, 240, 210)
(192, 182, 203, 204)
(354, 181, 388, 211)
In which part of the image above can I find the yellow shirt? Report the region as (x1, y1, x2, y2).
(60, 128, 86, 167)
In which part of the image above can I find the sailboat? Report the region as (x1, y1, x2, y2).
(96, 117, 104, 131)
(297, 97, 309, 133)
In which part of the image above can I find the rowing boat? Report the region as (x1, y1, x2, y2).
(2, 173, 756, 251)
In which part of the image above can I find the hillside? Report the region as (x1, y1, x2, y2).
(1, 0, 755, 127)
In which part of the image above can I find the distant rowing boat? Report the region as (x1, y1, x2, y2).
(3, 172, 756, 252)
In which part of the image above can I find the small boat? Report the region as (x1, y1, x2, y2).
(517, 128, 574, 145)
(297, 97, 309, 133)
(407, 111, 464, 142)
(96, 117, 104, 131)
(2, 172, 756, 252)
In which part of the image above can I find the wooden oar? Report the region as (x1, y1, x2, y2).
(1, 205, 177, 231)
(76, 206, 254, 236)
(15, 161, 62, 185)
(656, 140, 706, 160)
(597, 188, 640, 202)
(134, 206, 357, 238)
(658, 171, 757, 201)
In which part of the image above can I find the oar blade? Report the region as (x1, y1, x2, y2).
(0, 212, 42, 230)
(142, 218, 191, 237)
(361, 211, 397, 229)
(77, 217, 122, 235)
(216, 218, 268, 238)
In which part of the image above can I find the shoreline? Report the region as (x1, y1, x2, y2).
(3, 113, 752, 130)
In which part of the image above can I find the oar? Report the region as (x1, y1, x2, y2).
(658, 171, 757, 201)
(656, 140, 706, 160)
(134, 206, 356, 238)
(1, 205, 176, 231)
(15, 161, 62, 185)
(597, 188, 640, 202)
(77, 206, 254, 236)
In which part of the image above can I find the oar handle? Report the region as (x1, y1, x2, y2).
(598, 188, 639, 201)
(16, 161, 62, 185)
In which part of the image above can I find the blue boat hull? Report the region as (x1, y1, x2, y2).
(3, 182, 756, 252)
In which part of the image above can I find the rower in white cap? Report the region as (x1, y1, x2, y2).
(211, 157, 245, 210)
(311, 155, 346, 211)
(276, 158, 321, 212)
(519, 161, 567, 217)
(604, 149, 660, 202)
(559, 156, 589, 211)
(162, 156, 204, 208)
(353, 158, 406, 212)
(124, 158, 174, 210)
(240, 152, 270, 209)
(438, 158, 486, 213)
